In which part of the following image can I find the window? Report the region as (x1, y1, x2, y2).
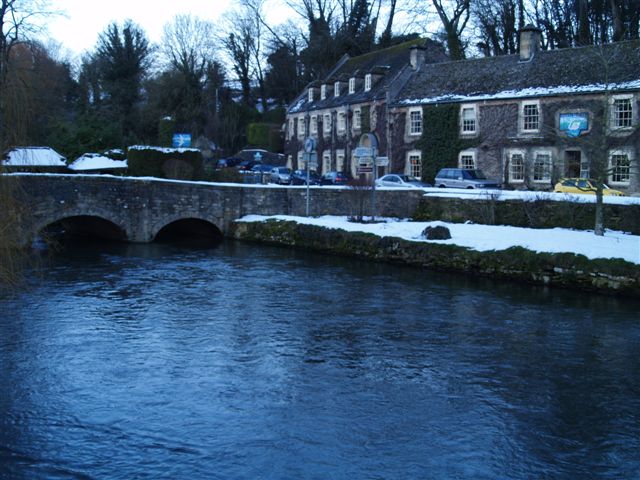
(532, 151, 552, 182)
(407, 150, 422, 178)
(353, 109, 361, 130)
(458, 150, 476, 170)
(609, 149, 632, 184)
(297, 151, 304, 167)
(611, 96, 633, 129)
(508, 151, 525, 182)
(336, 150, 345, 172)
(320, 85, 327, 100)
(310, 116, 317, 134)
(408, 109, 422, 135)
(349, 78, 355, 94)
(338, 112, 346, 132)
(580, 159, 590, 178)
(461, 105, 477, 134)
(322, 151, 331, 174)
(323, 113, 331, 134)
(308, 88, 314, 102)
(364, 74, 372, 92)
(288, 119, 294, 139)
(521, 101, 540, 132)
(298, 117, 306, 136)
(334, 82, 340, 97)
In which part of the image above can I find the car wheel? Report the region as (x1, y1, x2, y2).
(438, 184, 446, 188)
(466, 186, 474, 189)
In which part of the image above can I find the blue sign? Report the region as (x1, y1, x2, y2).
(559, 113, 589, 137)
(172, 133, 192, 148)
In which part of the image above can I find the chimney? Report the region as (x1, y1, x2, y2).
(519, 25, 542, 61)
(410, 45, 426, 70)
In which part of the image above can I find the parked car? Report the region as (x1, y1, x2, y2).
(270, 167, 292, 184)
(375, 174, 432, 188)
(216, 157, 243, 169)
(320, 171, 350, 185)
(237, 159, 261, 171)
(554, 178, 626, 196)
(434, 168, 501, 189)
(291, 169, 321, 185)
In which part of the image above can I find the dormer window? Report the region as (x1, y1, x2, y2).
(364, 74, 372, 92)
(349, 78, 355, 94)
(308, 88, 314, 102)
(334, 82, 340, 97)
(320, 85, 327, 100)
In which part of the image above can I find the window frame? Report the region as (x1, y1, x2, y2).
(297, 116, 306, 137)
(532, 149, 553, 183)
(610, 94, 634, 130)
(406, 150, 422, 178)
(458, 150, 476, 170)
(322, 150, 332, 174)
(520, 100, 541, 133)
(349, 78, 355, 94)
(337, 111, 346, 133)
(336, 149, 345, 173)
(320, 84, 327, 100)
(608, 148, 633, 185)
(310, 115, 318, 135)
(323, 113, 332, 135)
(308, 88, 314, 102)
(364, 74, 372, 92)
(507, 149, 526, 183)
(353, 108, 361, 130)
(334, 82, 340, 97)
(460, 104, 478, 135)
(408, 108, 423, 136)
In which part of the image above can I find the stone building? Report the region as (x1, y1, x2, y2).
(284, 38, 447, 177)
(394, 26, 640, 193)
(285, 27, 640, 193)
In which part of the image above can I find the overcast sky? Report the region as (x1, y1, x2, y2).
(43, 0, 294, 58)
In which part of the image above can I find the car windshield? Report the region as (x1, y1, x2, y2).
(462, 170, 487, 180)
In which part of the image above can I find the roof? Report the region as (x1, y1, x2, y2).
(398, 40, 640, 105)
(289, 38, 448, 114)
(69, 153, 127, 171)
(1, 147, 67, 167)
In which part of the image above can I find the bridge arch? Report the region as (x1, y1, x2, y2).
(35, 214, 129, 243)
(152, 216, 224, 243)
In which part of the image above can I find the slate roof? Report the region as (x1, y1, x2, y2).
(288, 38, 448, 114)
(398, 40, 640, 105)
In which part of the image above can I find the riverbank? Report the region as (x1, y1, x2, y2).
(231, 216, 640, 297)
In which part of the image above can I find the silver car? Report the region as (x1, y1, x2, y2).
(375, 174, 432, 188)
(434, 168, 500, 189)
(269, 167, 292, 185)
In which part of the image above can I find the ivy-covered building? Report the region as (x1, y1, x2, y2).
(285, 28, 640, 194)
(284, 38, 447, 177)
(393, 26, 640, 193)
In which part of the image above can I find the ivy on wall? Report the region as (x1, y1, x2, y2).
(361, 105, 371, 133)
(416, 104, 479, 182)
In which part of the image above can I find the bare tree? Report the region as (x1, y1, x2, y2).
(431, 0, 471, 60)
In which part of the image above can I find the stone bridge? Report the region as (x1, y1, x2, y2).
(12, 174, 424, 245)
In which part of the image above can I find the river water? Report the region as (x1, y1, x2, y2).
(1, 240, 639, 479)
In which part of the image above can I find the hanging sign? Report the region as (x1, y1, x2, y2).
(559, 113, 589, 137)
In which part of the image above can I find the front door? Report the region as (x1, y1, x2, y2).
(565, 150, 581, 177)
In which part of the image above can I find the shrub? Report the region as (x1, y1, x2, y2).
(127, 146, 204, 180)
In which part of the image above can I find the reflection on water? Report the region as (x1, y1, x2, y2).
(0, 240, 639, 479)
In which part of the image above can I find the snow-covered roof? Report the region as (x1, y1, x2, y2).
(128, 145, 200, 153)
(69, 153, 127, 171)
(398, 40, 640, 105)
(2, 147, 67, 167)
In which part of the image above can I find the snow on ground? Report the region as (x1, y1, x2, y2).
(239, 215, 640, 265)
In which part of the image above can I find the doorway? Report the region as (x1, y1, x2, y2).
(564, 150, 581, 177)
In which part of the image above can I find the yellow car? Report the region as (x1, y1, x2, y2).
(554, 178, 626, 196)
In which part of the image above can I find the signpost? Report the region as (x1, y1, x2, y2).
(304, 137, 316, 217)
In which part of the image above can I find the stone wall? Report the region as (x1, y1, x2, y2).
(413, 195, 640, 234)
(230, 219, 640, 297)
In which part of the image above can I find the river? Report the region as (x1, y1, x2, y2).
(1, 240, 639, 479)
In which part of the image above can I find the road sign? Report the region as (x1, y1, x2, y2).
(375, 156, 389, 167)
(357, 166, 373, 174)
(358, 156, 373, 166)
(304, 137, 316, 153)
(172, 133, 191, 148)
(354, 146, 373, 157)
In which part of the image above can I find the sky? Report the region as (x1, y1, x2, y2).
(43, 0, 293, 58)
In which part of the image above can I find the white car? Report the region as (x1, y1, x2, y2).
(375, 174, 431, 188)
